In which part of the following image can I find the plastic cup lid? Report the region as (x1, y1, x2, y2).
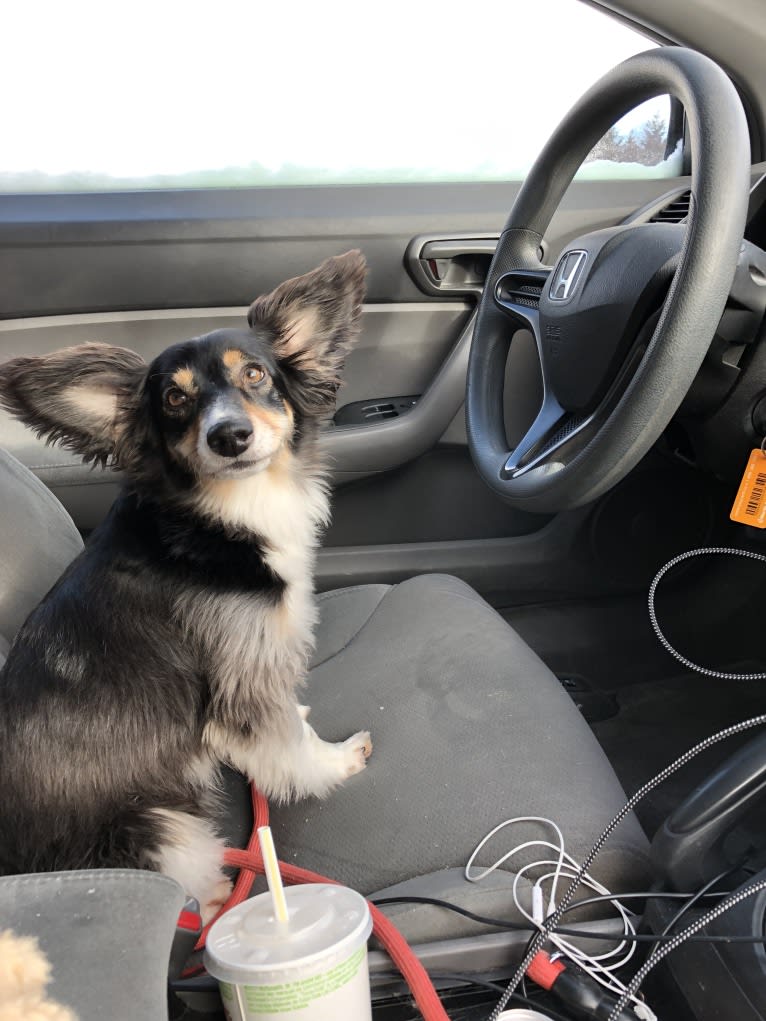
(204, 884, 372, 984)
(497, 1011, 556, 1020)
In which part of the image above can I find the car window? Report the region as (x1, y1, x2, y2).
(3, 0, 681, 193)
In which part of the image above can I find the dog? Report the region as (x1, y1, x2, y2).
(0, 251, 372, 922)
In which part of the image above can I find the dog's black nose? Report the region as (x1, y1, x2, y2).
(207, 419, 254, 458)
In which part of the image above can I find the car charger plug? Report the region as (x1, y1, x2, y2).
(526, 951, 651, 1021)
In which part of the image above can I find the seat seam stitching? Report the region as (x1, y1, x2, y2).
(316, 585, 387, 604)
(310, 586, 396, 670)
(311, 579, 487, 671)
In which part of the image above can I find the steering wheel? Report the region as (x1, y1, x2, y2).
(466, 47, 751, 513)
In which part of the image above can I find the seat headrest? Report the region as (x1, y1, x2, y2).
(0, 449, 84, 651)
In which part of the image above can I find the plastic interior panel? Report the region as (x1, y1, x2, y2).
(314, 505, 595, 603)
(0, 302, 469, 497)
(0, 179, 689, 319)
(323, 449, 546, 546)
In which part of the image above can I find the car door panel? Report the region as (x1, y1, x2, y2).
(0, 179, 685, 317)
(0, 300, 469, 516)
(0, 175, 694, 591)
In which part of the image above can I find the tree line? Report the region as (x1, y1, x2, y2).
(586, 113, 669, 166)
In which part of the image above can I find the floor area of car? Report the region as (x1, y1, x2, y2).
(500, 547, 766, 839)
(591, 670, 764, 836)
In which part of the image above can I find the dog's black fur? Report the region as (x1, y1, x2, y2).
(0, 252, 370, 909)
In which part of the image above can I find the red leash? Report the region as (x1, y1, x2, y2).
(194, 784, 451, 1021)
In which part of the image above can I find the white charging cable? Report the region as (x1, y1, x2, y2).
(465, 818, 646, 1011)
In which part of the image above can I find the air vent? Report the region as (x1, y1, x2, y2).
(512, 283, 544, 309)
(649, 190, 691, 224)
(496, 273, 547, 311)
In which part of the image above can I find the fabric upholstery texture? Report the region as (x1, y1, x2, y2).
(0, 448, 83, 651)
(266, 573, 650, 941)
(0, 870, 184, 1021)
(311, 584, 390, 668)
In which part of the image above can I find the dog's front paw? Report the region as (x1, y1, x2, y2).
(339, 730, 373, 777)
(299, 725, 373, 797)
(201, 876, 234, 926)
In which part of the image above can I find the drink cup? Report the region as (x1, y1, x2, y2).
(204, 883, 373, 1021)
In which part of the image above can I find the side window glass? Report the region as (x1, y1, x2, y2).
(3, 1, 682, 193)
(581, 98, 684, 178)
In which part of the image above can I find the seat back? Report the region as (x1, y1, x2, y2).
(0, 448, 83, 665)
(0, 869, 184, 1021)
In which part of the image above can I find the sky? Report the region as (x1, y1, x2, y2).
(2, 0, 669, 181)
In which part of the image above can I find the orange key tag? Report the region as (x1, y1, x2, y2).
(730, 445, 766, 527)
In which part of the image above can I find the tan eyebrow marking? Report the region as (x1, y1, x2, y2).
(222, 348, 252, 386)
(171, 366, 197, 392)
(222, 349, 247, 370)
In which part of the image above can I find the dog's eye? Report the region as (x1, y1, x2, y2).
(244, 366, 265, 385)
(165, 388, 188, 409)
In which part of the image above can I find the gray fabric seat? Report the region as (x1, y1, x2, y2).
(0, 447, 650, 967)
(269, 576, 650, 942)
(0, 448, 84, 653)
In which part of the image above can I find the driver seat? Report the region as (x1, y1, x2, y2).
(0, 448, 650, 990)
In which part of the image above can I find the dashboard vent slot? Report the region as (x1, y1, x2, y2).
(649, 190, 691, 224)
(512, 283, 543, 309)
(498, 279, 544, 310)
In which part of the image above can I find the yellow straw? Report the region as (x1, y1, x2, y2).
(258, 825, 290, 924)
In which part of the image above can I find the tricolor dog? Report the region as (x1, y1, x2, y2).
(0, 251, 371, 921)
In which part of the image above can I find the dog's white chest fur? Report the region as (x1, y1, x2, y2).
(199, 457, 329, 581)
(186, 458, 330, 726)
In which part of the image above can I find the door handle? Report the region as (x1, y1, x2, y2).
(406, 234, 498, 297)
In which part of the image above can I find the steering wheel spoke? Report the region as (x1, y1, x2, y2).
(502, 392, 568, 477)
(493, 271, 576, 477)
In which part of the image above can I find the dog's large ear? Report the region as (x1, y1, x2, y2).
(0, 343, 147, 465)
(247, 251, 366, 405)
